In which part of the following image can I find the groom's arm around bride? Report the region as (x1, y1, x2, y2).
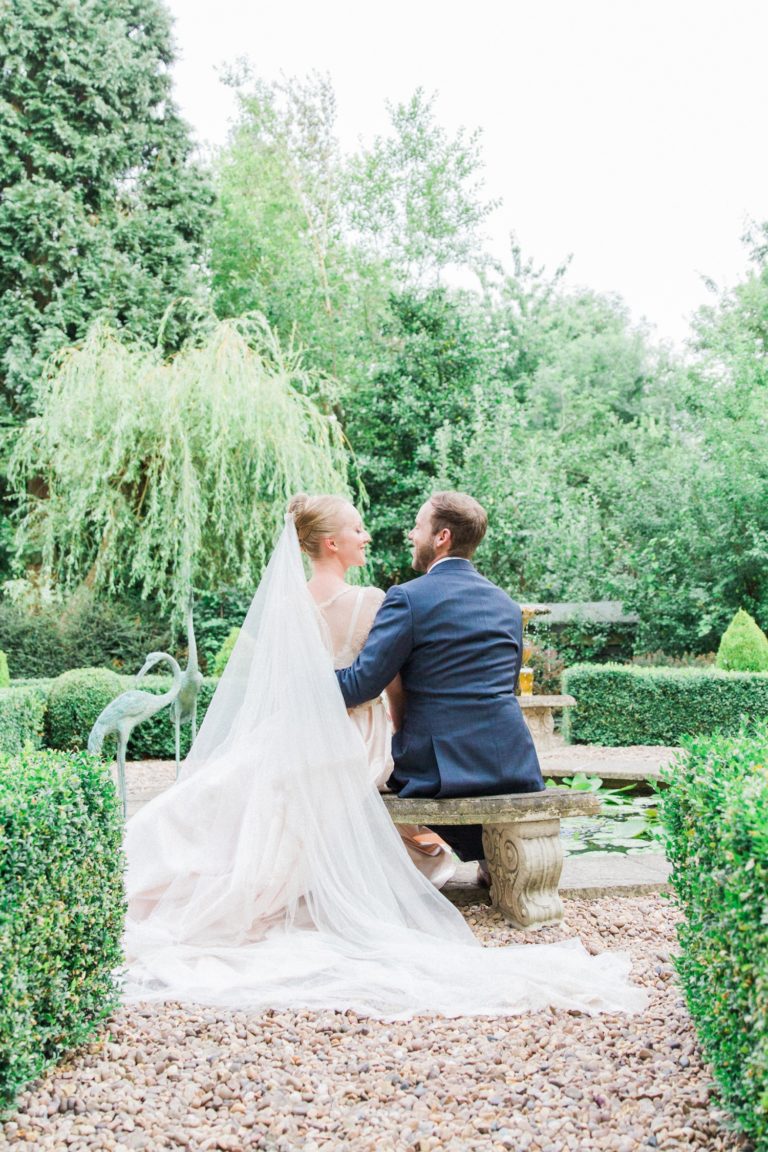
(335, 491, 544, 864)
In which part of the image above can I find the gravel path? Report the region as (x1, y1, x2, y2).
(124, 743, 680, 798)
(0, 896, 747, 1152)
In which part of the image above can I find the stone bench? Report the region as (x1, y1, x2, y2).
(518, 694, 576, 751)
(382, 789, 600, 931)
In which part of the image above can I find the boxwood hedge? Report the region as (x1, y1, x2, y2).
(562, 663, 768, 745)
(0, 687, 47, 755)
(46, 668, 123, 751)
(41, 669, 218, 760)
(661, 723, 768, 1150)
(0, 750, 125, 1110)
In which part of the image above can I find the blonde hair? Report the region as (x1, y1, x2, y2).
(429, 491, 488, 558)
(287, 493, 351, 558)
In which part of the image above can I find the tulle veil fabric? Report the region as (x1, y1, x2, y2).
(122, 519, 647, 1018)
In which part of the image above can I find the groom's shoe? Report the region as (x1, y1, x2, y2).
(477, 860, 491, 890)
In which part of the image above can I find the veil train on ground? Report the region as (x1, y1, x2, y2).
(122, 518, 647, 1019)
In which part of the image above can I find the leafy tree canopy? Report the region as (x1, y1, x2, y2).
(0, 0, 214, 420)
(9, 319, 351, 618)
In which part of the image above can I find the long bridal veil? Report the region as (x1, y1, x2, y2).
(123, 519, 647, 1018)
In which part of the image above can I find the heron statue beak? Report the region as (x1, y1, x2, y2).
(136, 651, 167, 681)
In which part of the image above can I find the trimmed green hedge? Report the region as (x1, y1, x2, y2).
(661, 724, 768, 1150)
(0, 687, 47, 755)
(46, 668, 122, 751)
(39, 669, 218, 759)
(562, 663, 768, 745)
(0, 749, 125, 1110)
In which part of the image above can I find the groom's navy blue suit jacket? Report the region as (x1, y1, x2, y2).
(335, 558, 544, 798)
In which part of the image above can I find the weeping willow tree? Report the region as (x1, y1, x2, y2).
(9, 317, 351, 618)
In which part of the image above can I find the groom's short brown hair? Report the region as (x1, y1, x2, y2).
(429, 491, 488, 558)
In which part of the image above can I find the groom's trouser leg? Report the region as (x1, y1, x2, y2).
(427, 823, 484, 862)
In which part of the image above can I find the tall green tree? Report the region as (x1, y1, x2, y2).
(0, 0, 214, 421)
(343, 287, 491, 585)
(211, 70, 386, 388)
(617, 230, 768, 651)
(211, 76, 497, 391)
(347, 88, 497, 285)
(9, 319, 350, 618)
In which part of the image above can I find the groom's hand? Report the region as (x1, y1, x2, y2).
(335, 586, 413, 709)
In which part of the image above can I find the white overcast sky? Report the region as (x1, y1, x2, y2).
(165, 0, 767, 347)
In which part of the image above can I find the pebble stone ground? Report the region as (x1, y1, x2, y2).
(0, 896, 748, 1152)
(0, 758, 749, 1151)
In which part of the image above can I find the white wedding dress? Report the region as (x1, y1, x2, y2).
(122, 519, 647, 1018)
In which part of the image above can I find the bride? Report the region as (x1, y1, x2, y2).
(122, 497, 647, 1017)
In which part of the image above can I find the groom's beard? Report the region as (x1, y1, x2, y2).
(412, 541, 437, 573)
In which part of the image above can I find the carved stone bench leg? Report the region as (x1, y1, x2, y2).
(481, 818, 564, 930)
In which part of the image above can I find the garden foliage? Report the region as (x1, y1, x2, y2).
(0, 652, 7, 688)
(0, 595, 171, 680)
(0, 749, 124, 1110)
(3, 63, 768, 658)
(0, 687, 46, 754)
(212, 629, 241, 678)
(0, 0, 213, 421)
(9, 319, 350, 621)
(716, 609, 768, 673)
(192, 587, 253, 674)
(661, 724, 768, 1150)
(38, 669, 218, 759)
(46, 668, 122, 751)
(562, 664, 768, 745)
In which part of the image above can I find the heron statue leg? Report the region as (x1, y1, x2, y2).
(116, 733, 128, 819)
(191, 702, 197, 745)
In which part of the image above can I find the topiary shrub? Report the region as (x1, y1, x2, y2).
(716, 608, 768, 673)
(661, 723, 768, 1149)
(562, 663, 768, 745)
(46, 668, 122, 751)
(0, 687, 47, 755)
(0, 749, 124, 1110)
(0, 652, 8, 689)
(212, 627, 240, 677)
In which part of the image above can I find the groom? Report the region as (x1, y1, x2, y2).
(335, 490, 544, 865)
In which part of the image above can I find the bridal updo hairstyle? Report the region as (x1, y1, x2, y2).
(428, 491, 488, 559)
(288, 493, 351, 558)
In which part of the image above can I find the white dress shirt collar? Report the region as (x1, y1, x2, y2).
(426, 556, 471, 574)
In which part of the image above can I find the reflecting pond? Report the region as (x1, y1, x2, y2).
(550, 775, 665, 856)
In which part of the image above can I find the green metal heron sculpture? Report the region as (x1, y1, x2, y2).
(136, 600, 204, 775)
(87, 652, 182, 817)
